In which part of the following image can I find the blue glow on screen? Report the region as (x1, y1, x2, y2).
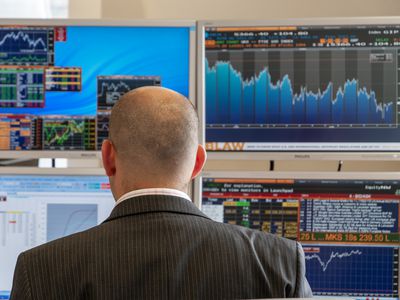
(0, 26, 190, 116)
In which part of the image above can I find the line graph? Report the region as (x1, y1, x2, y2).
(43, 119, 85, 150)
(0, 27, 54, 65)
(206, 58, 394, 126)
(98, 81, 131, 105)
(97, 119, 109, 131)
(303, 245, 399, 297)
(47, 204, 98, 242)
(97, 75, 161, 110)
(98, 81, 131, 104)
(305, 249, 363, 272)
(96, 113, 110, 149)
(0, 31, 46, 49)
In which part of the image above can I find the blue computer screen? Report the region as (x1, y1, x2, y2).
(0, 25, 190, 150)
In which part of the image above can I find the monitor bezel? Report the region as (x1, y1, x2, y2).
(197, 17, 400, 160)
(0, 166, 107, 175)
(0, 19, 197, 158)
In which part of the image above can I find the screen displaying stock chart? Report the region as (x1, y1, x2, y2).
(0, 24, 191, 151)
(201, 176, 400, 299)
(204, 23, 400, 151)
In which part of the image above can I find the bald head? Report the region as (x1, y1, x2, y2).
(106, 86, 200, 192)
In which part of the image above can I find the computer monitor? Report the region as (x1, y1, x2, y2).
(0, 168, 114, 297)
(0, 19, 196, 158)
(199, 171, 400, 299)
(198, 18, 400, 156)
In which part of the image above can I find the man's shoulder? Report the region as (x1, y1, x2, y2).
(21, 215, 297, 261)
(198, 220, 301, 282)
(22, 222, 106, 259)
(202, 219, 298, 254)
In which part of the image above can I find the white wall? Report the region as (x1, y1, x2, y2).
(70, 0, 400, 19)
(69, 0, 102, 18)
(101, 0, 144, 19)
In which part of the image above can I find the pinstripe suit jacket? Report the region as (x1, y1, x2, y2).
(11, 195, 312, 299)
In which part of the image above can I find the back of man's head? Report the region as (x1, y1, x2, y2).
(105, 86, 201, 194)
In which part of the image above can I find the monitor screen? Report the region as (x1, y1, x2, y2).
(0, 174, 114, 297)
(202, 21, 400, 152)
(0, 22, 192, 151)
(202, 176, 400, 299)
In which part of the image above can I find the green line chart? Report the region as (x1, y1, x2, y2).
(43, 119, 85, 150)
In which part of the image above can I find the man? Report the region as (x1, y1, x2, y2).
(11, 87, 312, 299)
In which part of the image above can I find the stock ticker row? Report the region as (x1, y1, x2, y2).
(2, 21, 400, 151)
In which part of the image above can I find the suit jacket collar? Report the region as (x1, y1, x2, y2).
(103, 194, 211, 223)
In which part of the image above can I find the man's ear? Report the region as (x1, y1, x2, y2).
(191, 144, 207, 180)
(102, 139, 116, 177)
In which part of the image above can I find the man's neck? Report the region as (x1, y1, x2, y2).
(115, 183, 189, 201)
(115, 187, 192, 206)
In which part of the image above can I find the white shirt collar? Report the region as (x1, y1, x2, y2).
(115, 188, 192, 206)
